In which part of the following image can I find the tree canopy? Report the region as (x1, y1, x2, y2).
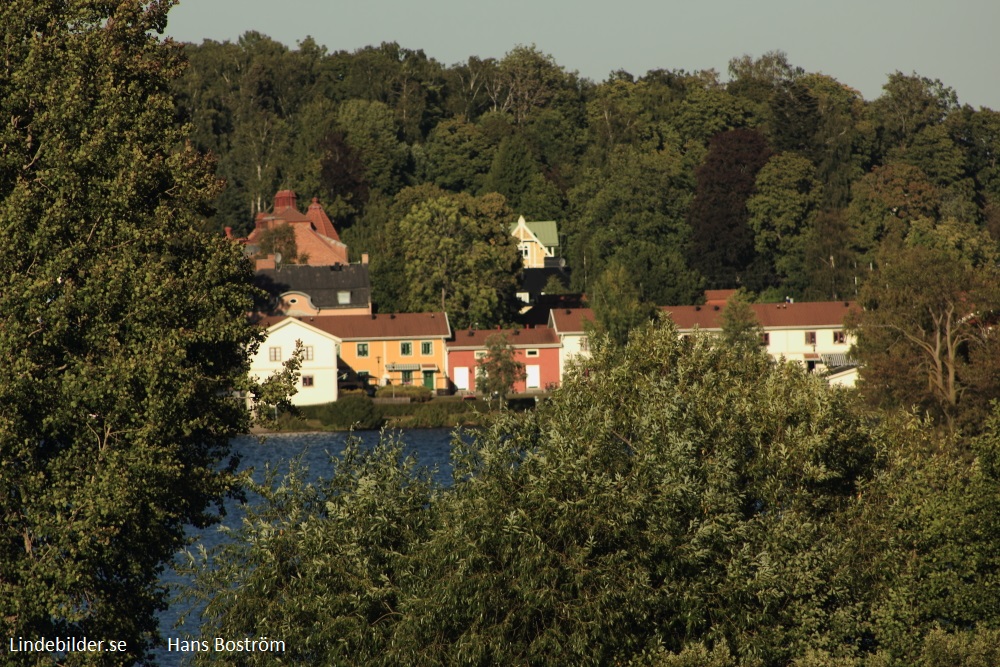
(0, 2, 279, 662)
(187, 319, 1000, 666)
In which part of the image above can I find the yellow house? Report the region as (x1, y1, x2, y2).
(510, 215, 559, 269)
(264, 312, 452, 392)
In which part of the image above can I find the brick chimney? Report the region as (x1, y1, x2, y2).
(274, 189, 297, 211)
(361, 253, 369, 265)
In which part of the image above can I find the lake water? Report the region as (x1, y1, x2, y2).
(152, 428, 458, 666)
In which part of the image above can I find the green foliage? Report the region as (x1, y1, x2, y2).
(719, 289, 764, 351)
(375, 384, 433, 402)
(476, 332, 526, 405)
(746, 152, 822, 294)
(397, 194, 522, 328)
(300, 396, 384, 430)
(588, 261, 658, 346)
(255, 222, 300, 262)
(181, 435, 437, 666)
(0, 1, 268, 662)
(192, 319, 1000, 666)
(849, 238, 1000, 433)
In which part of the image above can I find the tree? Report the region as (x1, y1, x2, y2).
(190, 320, 891, 665)
(255, 222, 301, 262)
(687, 129, 773, 289)
(0, 1, 277, 663)
(477, 332, 526, 405)
(567, 144, 701, 306)
(719, 289, 764, 351)
(746, 152, 822, 294)
(397, 194, 521, 328)
(482, 132, 538, 211)
(587, 261, 658, 347)
(848, 235, 1000, 432)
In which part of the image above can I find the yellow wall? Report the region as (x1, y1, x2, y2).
(512, 223, 550, 269)
(339, 337, 448, 390)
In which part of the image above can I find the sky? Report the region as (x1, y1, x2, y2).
(166, 0, 1000, 110)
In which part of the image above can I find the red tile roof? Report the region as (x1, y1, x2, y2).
(246, 190, 349, 267)
(448, 326, 559, 349)
(662, 301, 859, 330)
(549, 308, 595, 334)
(258, 312, 451, 340)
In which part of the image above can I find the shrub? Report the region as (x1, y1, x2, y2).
(375, 384, 433, 402)
(300, 396, 384, 430)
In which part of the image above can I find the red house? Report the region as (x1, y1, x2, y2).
(447, 327, 561, 395)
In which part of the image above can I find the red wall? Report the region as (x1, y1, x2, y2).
(448, 346, 560, 393)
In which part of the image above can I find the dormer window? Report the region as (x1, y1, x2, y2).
(337, 291, 350, 305)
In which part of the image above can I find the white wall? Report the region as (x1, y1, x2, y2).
(249, 321, 340, 406)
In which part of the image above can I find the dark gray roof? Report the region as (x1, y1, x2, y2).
(255, 264, 371, 310)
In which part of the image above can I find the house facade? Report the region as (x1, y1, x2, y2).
(241, 190, 350, 269)
(547, 308, 595, 379)
(548, 299, 859, 385)
(510, 215, 559, 269)
(662, 299, 860, 383)
(447, 326, 561, 395)
(270, 312, 452, 392)
(249, 318, 340, 406)
(255, 262, 372, 317)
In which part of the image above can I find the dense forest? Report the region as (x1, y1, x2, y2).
(172, 35, 1000, 312)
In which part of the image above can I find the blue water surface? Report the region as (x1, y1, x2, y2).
(152, 428, 458, 666)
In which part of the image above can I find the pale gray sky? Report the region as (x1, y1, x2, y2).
(166, 0, 999, 110)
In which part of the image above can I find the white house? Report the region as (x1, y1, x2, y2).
(548, 307, 594, 379)
(662, 295, 860, 386)
(548, 296, 860, 387)
(249, 317, 341, 406)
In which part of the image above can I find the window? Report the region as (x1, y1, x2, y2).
(421, 341, 433, 356)
(526, 349, 539, 357)
(268, 346, 281, 362)
(337, 290, 350, 305)
(805, 331, 817, 345)
(357, 343, 369, 358)
(301, 376, 314, 387)
(580, 336, 590, 353)
(760, 332, 770, 346)
(401, 370, 413, 385)
(303, 346, 314, 361)
(474, 350, 487, 360)
(833, 330, 846, 344)
(520, 244, 529, 258)
(401, 342, 413, 356)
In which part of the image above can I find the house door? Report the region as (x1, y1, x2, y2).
(526, 365, 540, 390)
(423, 371, 435, 390)
(453, 367, 469, 391)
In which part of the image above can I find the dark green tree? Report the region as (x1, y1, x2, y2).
(482, 132, 538, 211)
(0, 1, 276, 663)
(687, 129, 773, 289)
(848, 231, 1000, 433)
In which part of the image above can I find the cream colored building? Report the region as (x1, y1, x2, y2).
(249, 317, 341, 406)
(548, 298, 860, 387)
(510, 216, 559, 269)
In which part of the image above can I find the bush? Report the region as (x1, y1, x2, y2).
(375, 384, 433, 402)
(299, 396, 384, 430)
